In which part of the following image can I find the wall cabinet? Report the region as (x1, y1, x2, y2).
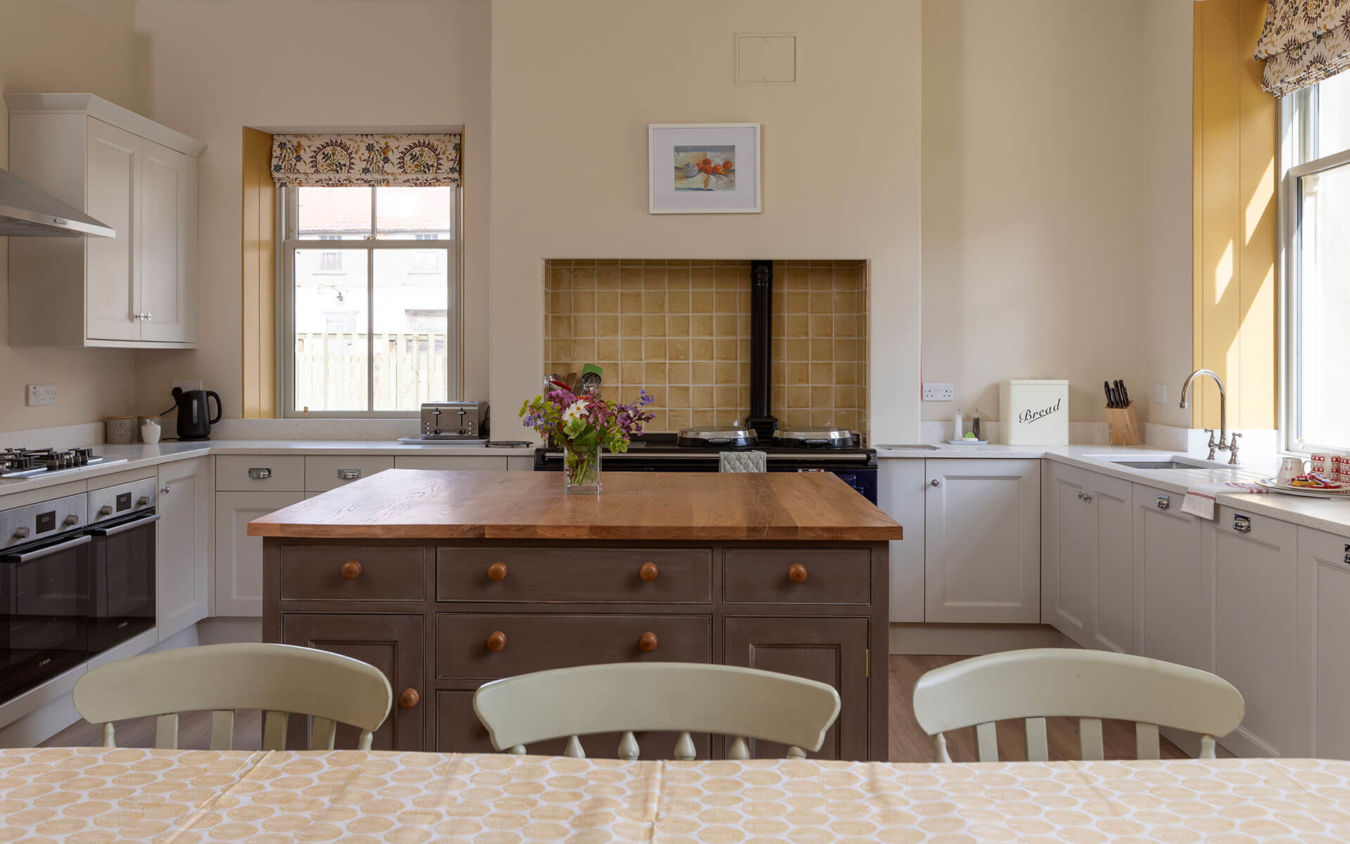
(924, 459, 1040, 623)
(1299, 527, 1350, 759)
(5, 94, 203, 348)
(1213, 506, 1308, 757)
(1133, 483, 1215, 672)
(155, 457, 210, 640)
(1042, 464, 1133, 652)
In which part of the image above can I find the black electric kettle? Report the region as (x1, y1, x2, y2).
(164, 387, 222, 440)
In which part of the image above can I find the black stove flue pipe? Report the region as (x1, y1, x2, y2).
(745, 260, 779, 439)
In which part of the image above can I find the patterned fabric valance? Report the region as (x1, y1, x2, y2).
(1255, 0, 1350, 96)
(270, 133, 461, 187)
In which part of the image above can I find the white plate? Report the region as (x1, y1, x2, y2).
(946, 439, 989, 445)
(1257, 478, 1350, 498)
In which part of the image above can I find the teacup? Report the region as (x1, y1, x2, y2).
(140, 420, 162, 445)
(1278, 456, 1309, 483)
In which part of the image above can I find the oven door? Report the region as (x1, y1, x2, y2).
(0, 533, 91, 700)
(88, 512, 158, 654)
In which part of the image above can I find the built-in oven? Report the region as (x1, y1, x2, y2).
(0, 493, 90, 701)
(87, 479, 157, 653)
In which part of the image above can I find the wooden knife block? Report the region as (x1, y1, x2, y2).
(1105, 403, 1142, 446)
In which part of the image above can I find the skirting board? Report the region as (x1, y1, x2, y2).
(890, 622, 1072, 655)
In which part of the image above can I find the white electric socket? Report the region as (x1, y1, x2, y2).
(1151, 383, 1167, 404)
(922, 382, 955, 402)
(26, 384, 56, 406)
(172, 379, 203, 392)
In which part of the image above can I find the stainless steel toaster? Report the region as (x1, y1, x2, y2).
(419, 401, 489, 439)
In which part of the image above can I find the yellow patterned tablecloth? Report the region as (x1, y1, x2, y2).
(2, 748, 1350, 842)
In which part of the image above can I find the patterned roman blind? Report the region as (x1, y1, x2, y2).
(1255, 0, 1350, 96)
(270, 133, 461, 187)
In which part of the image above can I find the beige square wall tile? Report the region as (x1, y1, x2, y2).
(668, 362, 691, 384)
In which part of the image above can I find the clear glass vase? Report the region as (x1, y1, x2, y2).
(562, 442, 602, 494)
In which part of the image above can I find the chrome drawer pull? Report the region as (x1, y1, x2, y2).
(248, 468, 272, 480)
(1233, 515, 1252, 534)
(337, 469, 362, 480)
(1156, 495, 1170, 510)
(1343, 544, 1349, 566)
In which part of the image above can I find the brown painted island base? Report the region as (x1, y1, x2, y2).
(250, 470, 901, 760)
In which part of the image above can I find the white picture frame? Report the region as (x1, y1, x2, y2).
(648, 123, 761, 214)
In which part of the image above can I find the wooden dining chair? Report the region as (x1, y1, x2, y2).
(72, 643, 392, 750)
(912, 648, 1244, 762)
(473, 662, 840, 760)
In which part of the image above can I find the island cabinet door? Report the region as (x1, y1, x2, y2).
(723, 617, 869, 760)
(282, 613, 424, 751)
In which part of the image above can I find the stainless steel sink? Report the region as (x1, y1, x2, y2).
(876, 443, 940, 450)
(1113, 460, 1206, 470)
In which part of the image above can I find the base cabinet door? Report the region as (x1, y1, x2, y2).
(925, 459, 1040, 623)
(215, 491, 303, 616)
(878, 460, 925, 622)
(1088, 474, 1133, 654)
(1133, 484, 1214, 672)
(156, 457, 210, 640)
(282, 613, 424, 751)
(724, 616, 868, 760)
(1043, 464, 1094, 645)
(1299, 528, 1350, 759)
(1214, 507, 1307, 757)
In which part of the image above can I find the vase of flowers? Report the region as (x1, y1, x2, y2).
(519, 380, 655, 494)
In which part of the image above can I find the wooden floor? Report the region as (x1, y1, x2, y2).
(42, 654, 1185, 762)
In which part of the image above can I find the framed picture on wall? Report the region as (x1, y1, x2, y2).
(648, 123, 761, 214)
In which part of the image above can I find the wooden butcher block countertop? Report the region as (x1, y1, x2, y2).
(246, 469, 904, 541)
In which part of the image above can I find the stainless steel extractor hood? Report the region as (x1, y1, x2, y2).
(0, 167, 114, 238)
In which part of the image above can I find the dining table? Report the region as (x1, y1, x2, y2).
(2, 747, 1349, 842)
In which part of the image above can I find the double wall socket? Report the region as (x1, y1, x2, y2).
(922, 382, 955, 401)
(26, 384, 56, 406)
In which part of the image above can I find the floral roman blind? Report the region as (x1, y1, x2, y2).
(1255, 0, 1350, 96)
(269, 133, 461, 187)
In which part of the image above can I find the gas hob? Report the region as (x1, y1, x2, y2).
(0, 447, 125, 479)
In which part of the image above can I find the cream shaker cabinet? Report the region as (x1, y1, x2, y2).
(924, 459, 1040, 623)
(1042, 464, 1133, 653)
(1299, 527, 1350, 759)
(1132, 483, 1215, 673)
(5, 93, 202, 348)
(156, 457, 211, 640)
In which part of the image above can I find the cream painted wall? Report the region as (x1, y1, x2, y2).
(489, 0, 924, 442)
(0, 0, 142, 432)
(131, 0, 491, 418)
(920, 0, 1194, 425)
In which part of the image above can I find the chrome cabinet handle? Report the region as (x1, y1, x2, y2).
(161, 486, 170, 495)
(247, 467, 272, 480)
(337, 469, 362, 480)
(1233, 514, 1252, 534)
(1344, 544, 1350, 566)
(929, 479, 940, 488)
(1156, 495, 1170, 510)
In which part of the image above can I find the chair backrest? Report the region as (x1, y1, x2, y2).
(719, 450, 766, 473)
(473, 662, 840, 760)
(72, 643, 392, 750)
(912, 648, 1244, 762)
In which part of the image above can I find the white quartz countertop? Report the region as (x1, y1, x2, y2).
(0, 439, 537, 497)
(880, 441, 1350, 540)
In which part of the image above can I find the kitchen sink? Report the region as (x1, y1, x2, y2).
(1113, 460, 1199, 469)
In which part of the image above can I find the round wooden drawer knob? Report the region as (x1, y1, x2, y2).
(486, 631, 507, 651)
(788, 563, 808, 584)
(487, 562, 508, 582)
(398, 688, 420, 709)
(638, 632, 658, 652)
(639, 562, 659, 582)
(341, 560, 363, 580)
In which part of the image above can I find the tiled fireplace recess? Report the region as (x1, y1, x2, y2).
(544, 259, 869, 437)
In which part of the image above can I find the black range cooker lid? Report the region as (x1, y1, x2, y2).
(772, 428, 859, 448)
(675, 426, 759, 448)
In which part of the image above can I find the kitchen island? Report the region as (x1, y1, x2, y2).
(248, 469, 901, 760)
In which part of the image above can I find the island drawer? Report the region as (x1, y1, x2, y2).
(217, 455, 305, 491)
(722, 548, 871, 605)
(435, 613, 710, 678)
(281, 545, 427, 601)
(436, 547, 712, 603)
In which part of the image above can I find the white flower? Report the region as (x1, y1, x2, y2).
(562, 401, 587, 424)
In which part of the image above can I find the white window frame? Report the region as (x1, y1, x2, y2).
(1281, 84, 1350, 453)
(276, 184, 462, 418)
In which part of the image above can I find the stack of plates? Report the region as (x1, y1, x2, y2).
(1257, 478, 1350, 499)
